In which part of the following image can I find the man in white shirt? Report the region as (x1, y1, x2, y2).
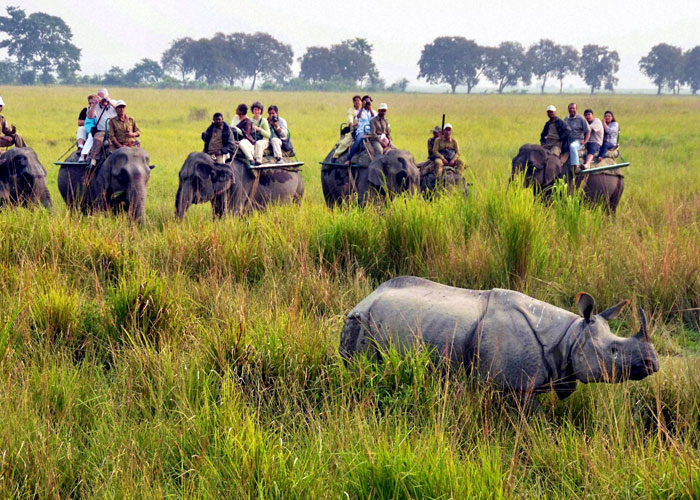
(87, 88, 118, 165)
(583, 109, 604, 169)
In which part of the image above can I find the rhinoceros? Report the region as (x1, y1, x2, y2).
(340, 277, 659, 405)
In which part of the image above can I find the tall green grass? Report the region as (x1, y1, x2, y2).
(0, 88, 698, 497)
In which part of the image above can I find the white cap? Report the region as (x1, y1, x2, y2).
(443, 123, 453, 130)
(378, 103, 388, 111)
(115, 100, 126, 107)
(546, 105, 556, 112)
(0, 96, 4, 106)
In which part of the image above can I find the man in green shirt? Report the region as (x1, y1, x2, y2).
(250, 101, 271, 165)
(432, 123, 465, 177)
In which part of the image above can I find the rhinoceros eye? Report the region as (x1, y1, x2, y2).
(611, 346, 619, 360)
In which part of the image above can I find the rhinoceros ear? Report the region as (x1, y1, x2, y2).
(599, 299, 630, 321)
(576, 292, 595, 322)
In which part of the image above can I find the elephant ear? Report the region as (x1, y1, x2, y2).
(211, 164, 235, 193)
(367, 158, 387, 187)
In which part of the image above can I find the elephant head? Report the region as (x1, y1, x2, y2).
(175, 152, 235, 219)
(0, 147, 52, 209)
(511, 144, 562, 191)
(95, 147, 153, 221)
(367, 149, 420, 198)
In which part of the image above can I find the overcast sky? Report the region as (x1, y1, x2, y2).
(8, 0, 700, 91)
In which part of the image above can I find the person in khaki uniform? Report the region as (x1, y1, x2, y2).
(369, 102, 392, 156)
(108, 100, 141, 151)
(0, 96, 27, 148)
(432, 123, 465, 176)
(540, 105, 570, 157)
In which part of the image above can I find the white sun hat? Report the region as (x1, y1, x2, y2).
(546, 105, 556, 112)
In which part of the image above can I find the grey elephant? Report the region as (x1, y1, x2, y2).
(0, 147, 52, 209)
(321, 147, 420, 207)
(512, 144, 625, 212)
(340, 276, 659, 409)
(58, 147, 153, 222)
(175, 152, 303, 219)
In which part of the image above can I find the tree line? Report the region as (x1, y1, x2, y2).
(1, 6, 700, 94)
(418, 37, 620, 95)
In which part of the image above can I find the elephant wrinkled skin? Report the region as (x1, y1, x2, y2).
(58, 147, 153, 221)
(0, 147, 52, 209)
(512, 144, 624, 212)
(175, 152, 303, 219)
(321, 147, 420, 207)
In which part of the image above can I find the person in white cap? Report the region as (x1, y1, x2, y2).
(108, 100, 140, 151)
(0, 96, 28, 148)
(432, 123, 465, 176)
(539, 105, 570, 157)
(87, 88, 118, 164)
(369, 102, 392, 156)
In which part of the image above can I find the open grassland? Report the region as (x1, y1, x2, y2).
(0, 87, 699, 498)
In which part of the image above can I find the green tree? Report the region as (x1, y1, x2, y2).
(102, 66, 126, 86)
(639, 43, 684, 94)
(418, 37, 485, 93)
(126, 58, 164, 86)
(299, 46, 338, 82)
(240, 32, 293, 90)
(553, 45, 579, 93)
(161, 37, 194, 84)
(387, 78, 410, 92)
(484, 42, 532, 93)
(527, 39, 560, 94)
(684, 46, 700, 95)
(0, 58, 19, 84)
(579, 45, 620, 95)
(0, 6, 80, 84)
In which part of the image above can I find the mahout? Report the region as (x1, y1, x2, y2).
(340, 276, 659, 410)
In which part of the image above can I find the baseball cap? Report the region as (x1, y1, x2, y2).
(546, 105, 556, 112)
(378, 103, 388, 111)
(0, 96, 4, 106)
(115, 100, 127, 107)
(443, 123, 453, 130)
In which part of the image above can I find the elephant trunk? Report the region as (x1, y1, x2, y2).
(175, 182, 194, 219)
(36, 181, 52, 210)
(127, 177, 147, 222)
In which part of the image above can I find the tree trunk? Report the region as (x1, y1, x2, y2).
(250, 72, 258, 91)
(450, 82, 457, 94)
(541, 75, 547, 94)
(467, 82, 472, 94)
(559, 79, 563, 94)
(590, 86, 595, 95)
(657, 84, 661, 95)
(498, 79, 505, 94)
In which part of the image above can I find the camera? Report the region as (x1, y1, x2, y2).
(270, 116, 279, 124)
(101, 97, 108, 104)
